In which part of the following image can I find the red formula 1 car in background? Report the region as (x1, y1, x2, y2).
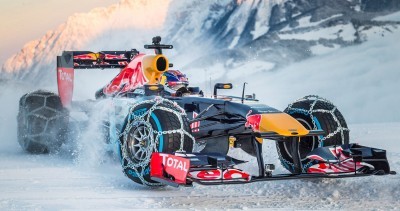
(17, 36, 396, 187)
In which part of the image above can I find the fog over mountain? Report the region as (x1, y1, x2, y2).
(2, 0, 399, 83)
(1, 0, 171, 82)
(1, 0, 400, 123)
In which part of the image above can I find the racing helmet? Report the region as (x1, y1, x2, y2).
(161, 70, 189, 91)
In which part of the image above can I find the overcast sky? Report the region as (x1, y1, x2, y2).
(0, 0, 120, 66)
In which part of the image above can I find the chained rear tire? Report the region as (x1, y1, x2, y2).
(17, 90, 69, 154)
(119, 102, 193, 186)
(276, 96, 349, 173)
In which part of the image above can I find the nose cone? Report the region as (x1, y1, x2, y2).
(246, 113, 309, 136)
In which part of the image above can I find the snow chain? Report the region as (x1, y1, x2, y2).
(278, 95, 350, 172)
(20, 92, 66, 140)
(118, 97, 195, 186)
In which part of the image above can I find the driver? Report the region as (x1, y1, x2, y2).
(161, 70, 190, 96)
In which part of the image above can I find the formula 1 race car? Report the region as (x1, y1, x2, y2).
(17, 36, 396, 187)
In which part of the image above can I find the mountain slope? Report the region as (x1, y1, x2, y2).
(181, 10, 400, 123)
(177, 0, 400, 74)
(1, 0, 400, 88)
(1, 0, 171, 83)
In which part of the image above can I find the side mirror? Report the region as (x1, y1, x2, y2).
(213, 83, 232, 97)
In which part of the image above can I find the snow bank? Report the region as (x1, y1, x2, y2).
(223, 29, 400, 123)
(182, 26, 399, 123)
(279, 24, 356, 41)
(374, 11, 400, 21)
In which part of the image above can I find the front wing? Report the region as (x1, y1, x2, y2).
(150, 144, 396, 187)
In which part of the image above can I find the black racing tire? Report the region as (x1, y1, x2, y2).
(276, 96, 349, 173)
(119, 101, 193, 186)
(17, 90, 69, 154)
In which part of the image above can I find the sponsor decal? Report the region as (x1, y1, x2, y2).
(58, 69, 73, 82)
(189, 169, 250, 181)
(248, 104, 280, 113)
(190, 112, 200, 132)
(159, 153, 189, 172)
(57, 67, 74, 107)
(245, 110, 262, 132)
(118, 61, 128, 66)
(105, 54, 125, 60)
(307, 146, 373, 174)
(73, 54, 95, 60)
(150, 153, 190, 184)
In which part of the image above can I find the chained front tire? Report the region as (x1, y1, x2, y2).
(276, 96, 349, 173)
(119, 101, 193, 186)
(17, 90, 69, 153)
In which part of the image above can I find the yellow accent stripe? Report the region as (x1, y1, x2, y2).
(255, 137, 263, 144)
(258, 113, 309, 137)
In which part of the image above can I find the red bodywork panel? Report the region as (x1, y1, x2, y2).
(150, 152, 252, 186)
(57, 67, 74, 107)
(57, 49, 170, 106)
(150, 153, 190, 185)
(189, 169, 250, 181)
(307, 146, 373, 174)
(103, 54, 148, 95)
(245, 114, 262, 132)
(56, 51, 150, 106)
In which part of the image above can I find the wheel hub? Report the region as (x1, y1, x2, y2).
(126, 123, 152, 162)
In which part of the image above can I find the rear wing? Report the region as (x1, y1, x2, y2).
(56, 50, 138, 107)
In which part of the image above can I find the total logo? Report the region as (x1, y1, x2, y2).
(159, 153, 189, 172)
(58, 69, 73, 82)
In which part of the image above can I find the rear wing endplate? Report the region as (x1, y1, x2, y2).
(56, 50, 137, 107)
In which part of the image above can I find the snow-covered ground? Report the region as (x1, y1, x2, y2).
(0, 121, 399, 210)
(0, 80, 399, 210)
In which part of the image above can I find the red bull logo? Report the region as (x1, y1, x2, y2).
(245, 114, 262, 132)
